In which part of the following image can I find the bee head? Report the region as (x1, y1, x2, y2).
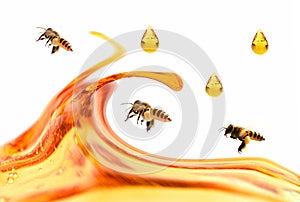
(224, 124, 234, 137)
(133, 100, 141, 104)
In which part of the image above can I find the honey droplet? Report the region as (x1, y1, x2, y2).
(8, 172, 18, 179)
(56, 167, 64, 175)
(251, 29, 268, 55)
(7, 176, 14, 184)
(205, 73, 223, 97)
(12, 172, 18, 178)
(7, 172, 18, 184)
(141, 25, 159, 53)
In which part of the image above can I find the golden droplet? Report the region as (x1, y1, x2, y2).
(56, 167, 64, 175)
(205, 73, 223, 97)
(11, 172, 18, 179)
(7, 176, 14, 184)
(251, 29, 268, 55)
(141, 25, 159, 53)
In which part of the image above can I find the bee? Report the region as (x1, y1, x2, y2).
(220, 124, 265, 153)
(36, 27, 73, 54)
(122, 100, 171, 132)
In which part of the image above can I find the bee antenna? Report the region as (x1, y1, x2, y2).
(36, 27, 46, 30)
(121, 102, 133, 106)
(120, 103, 133, 112)
(218, 127, 226, 133)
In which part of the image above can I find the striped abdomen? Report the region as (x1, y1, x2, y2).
(244, 130, 265, 141)
(59, 38, 73, 51)
(151, 108, 171, 122)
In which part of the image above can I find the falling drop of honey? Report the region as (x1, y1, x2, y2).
(205, 73, 223, 97)
(141, 25, 159, 53)
(251, 29, 268, 55)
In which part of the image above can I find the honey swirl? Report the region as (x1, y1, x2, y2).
(0, 32, 299, 202)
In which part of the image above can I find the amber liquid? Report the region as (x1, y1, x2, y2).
(0, 32, 299, 202)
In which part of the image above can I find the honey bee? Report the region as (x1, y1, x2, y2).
(122, 100, 172, 132)
(220, 124, 265, 153)
(36, 27, 73, 54)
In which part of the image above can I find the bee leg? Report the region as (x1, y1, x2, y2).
(124, 108, 134, 121)
(238, 135, 251, 154)
(146, 120, 154, 132)
(51, 46, 59, 54)
(46, 37, 53, 47)
(238, 141, 246, 154)
(45, 39, 50, 46)
(137, 110, 144, 125)
(141, 119, 144, 125)
(126, 114, 135, 120)
(36, 34, 45, 41)
(146, 121, 151, 132)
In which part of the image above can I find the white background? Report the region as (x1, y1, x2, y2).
(0, 1, 299, 173)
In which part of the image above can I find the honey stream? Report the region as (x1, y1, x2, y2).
(0, 32, 299, 202)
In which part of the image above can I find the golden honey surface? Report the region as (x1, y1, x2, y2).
(0, 31, 299, 202)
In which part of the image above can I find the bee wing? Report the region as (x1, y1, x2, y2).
(51, 46, 59, 54)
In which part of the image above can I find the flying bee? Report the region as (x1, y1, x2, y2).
(122, 100, 172, 132)
(36, 27, 73, 54)
(220, 124, 265, 153)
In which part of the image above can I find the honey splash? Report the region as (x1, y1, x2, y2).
(251, 29, 268, 55)
(0, 32, 299, 202)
